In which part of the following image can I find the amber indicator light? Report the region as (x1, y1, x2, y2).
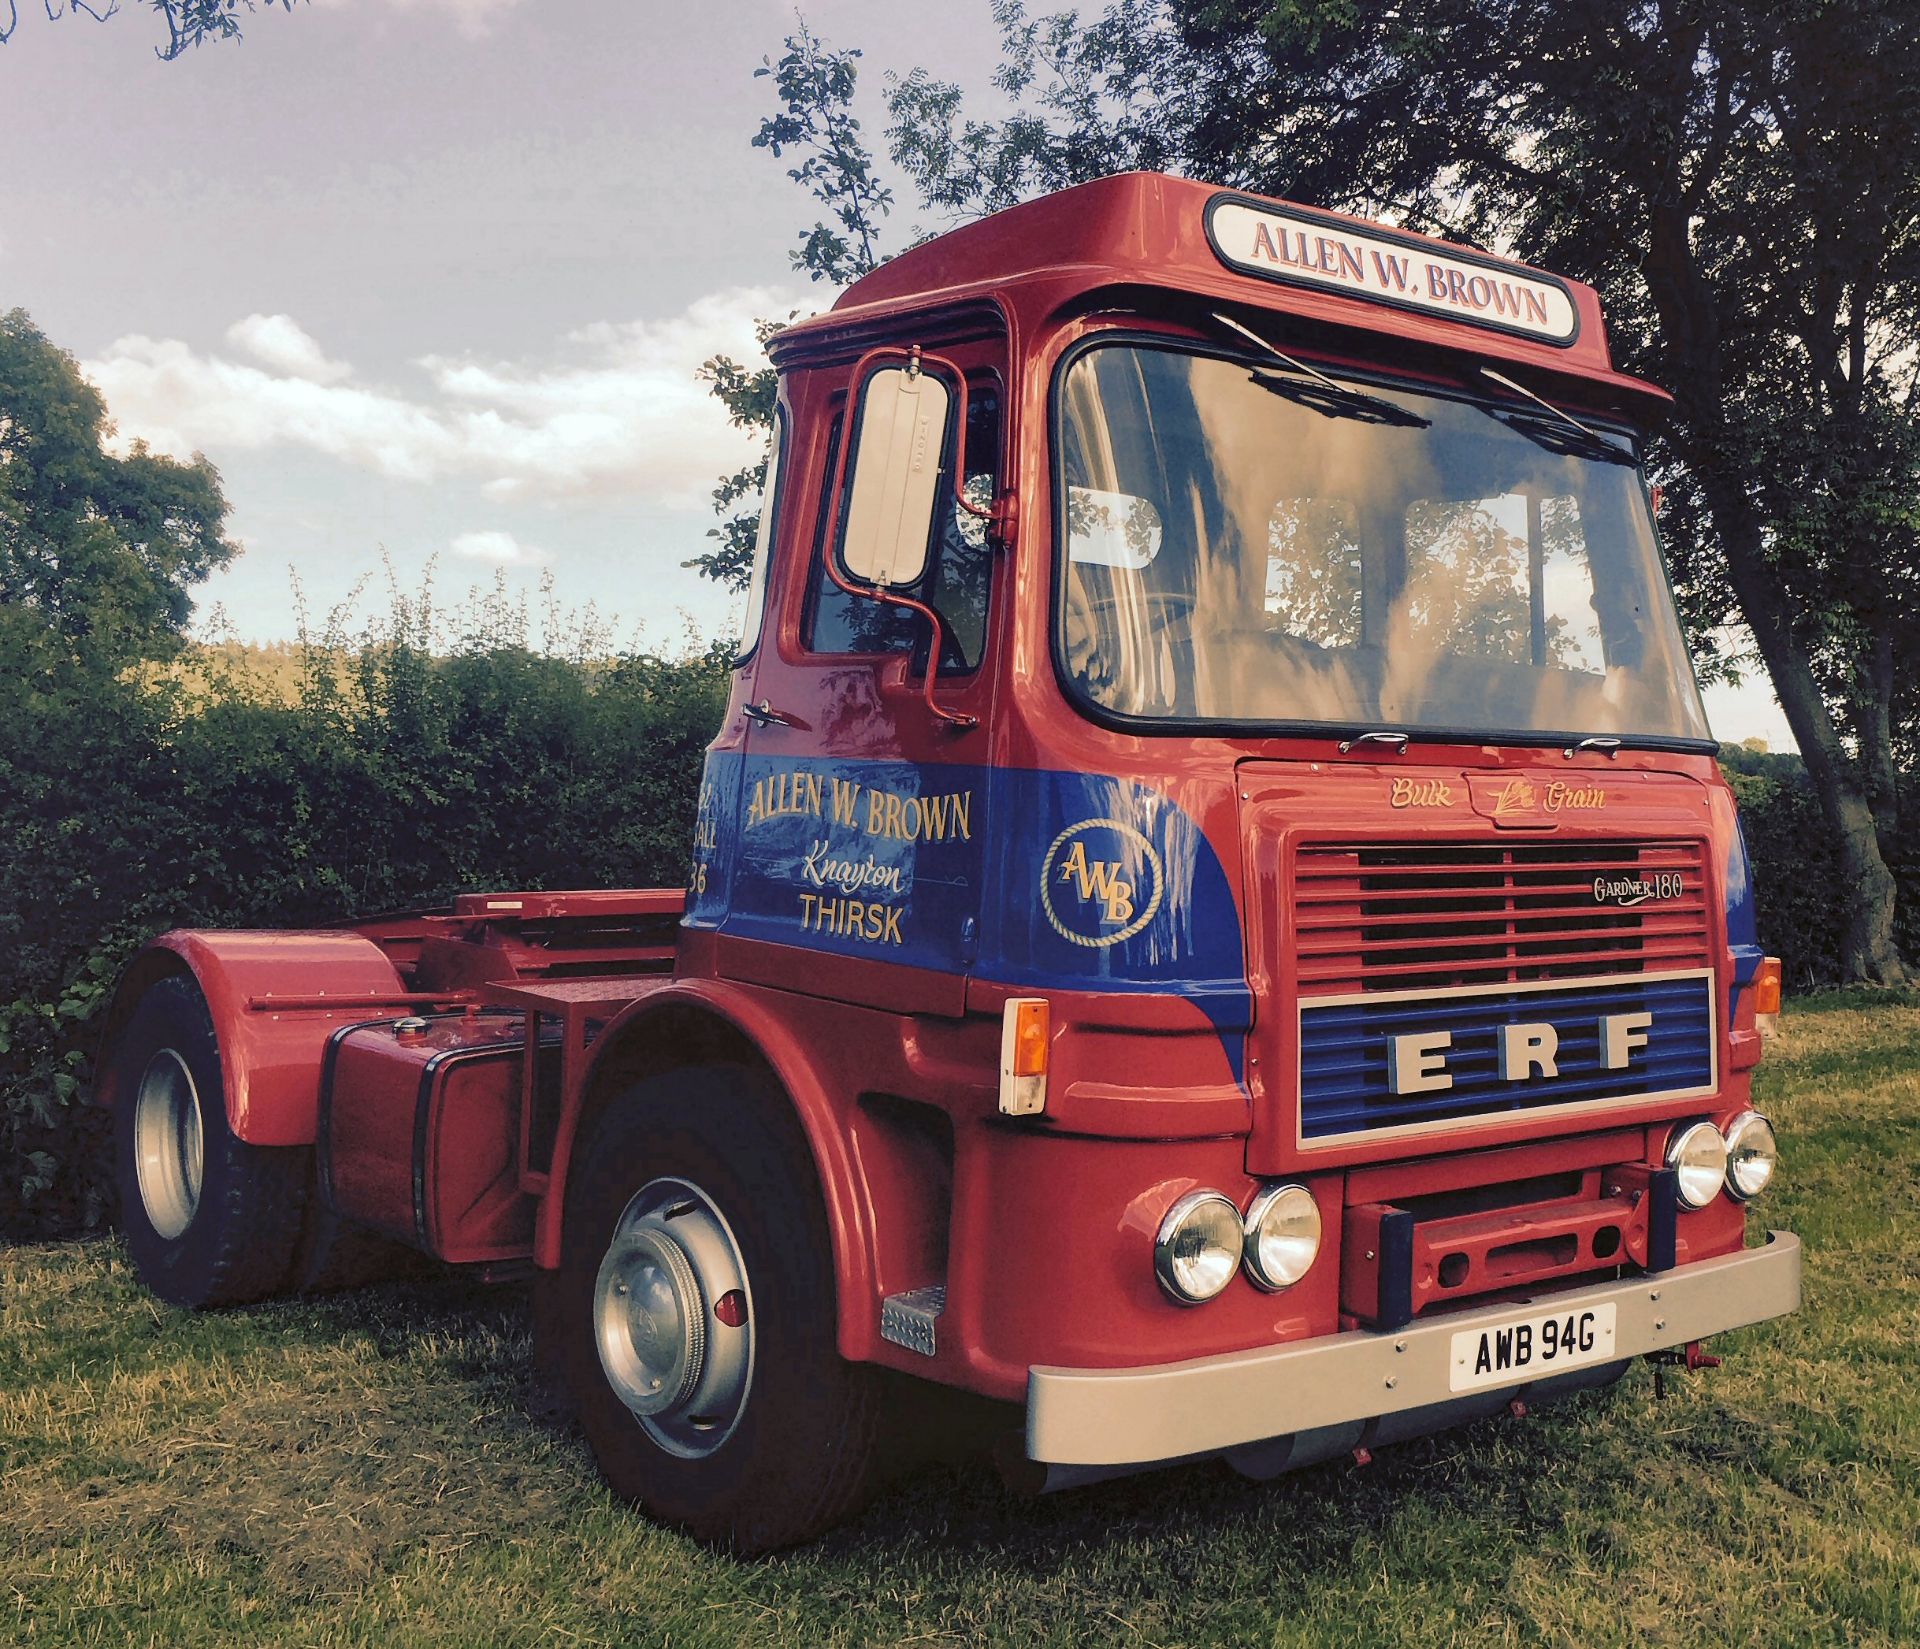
(1010, 999, 1050, 1077)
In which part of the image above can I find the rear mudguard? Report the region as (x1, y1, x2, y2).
(95, 931, 411, 1146)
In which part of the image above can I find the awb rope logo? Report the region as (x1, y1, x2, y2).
(1059, 839, 1136, 924)
(1041, 819, 1164, 948)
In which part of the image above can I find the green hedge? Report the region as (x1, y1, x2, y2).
(3, 624, 1907, 1237)
(0, 621, 729, 1238)
(1719, 745, 1919, 991)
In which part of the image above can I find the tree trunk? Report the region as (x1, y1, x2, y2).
(1639, 188, 1907, 987)
(1708, 480, 1908, 985)
(1854, 626, 1902, 845)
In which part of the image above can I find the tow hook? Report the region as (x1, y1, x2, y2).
(1649, 1339, 1722, 1398)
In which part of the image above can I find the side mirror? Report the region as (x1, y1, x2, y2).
(837, 365, 952, 589)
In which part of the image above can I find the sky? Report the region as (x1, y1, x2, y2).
(0, 0, 1795, 747)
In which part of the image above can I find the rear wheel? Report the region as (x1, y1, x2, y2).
(113, 976, 307, 1307)
(555, 1064, 884, 1553)
(130, 1045, 204, 1242)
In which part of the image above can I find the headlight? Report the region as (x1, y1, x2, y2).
(1724, 1111, 1778, 1200)
(1666, 1120, 1728, 1209)
(1154, 1190, 1243, 1304)
(1242, 1183, 1321, 1292)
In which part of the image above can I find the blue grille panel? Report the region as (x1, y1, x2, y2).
(1299, 973, 1715, 1141)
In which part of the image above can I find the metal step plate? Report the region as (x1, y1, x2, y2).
(880, 1285, 947, 1357)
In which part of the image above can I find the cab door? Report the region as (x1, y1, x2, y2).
(718, 339, 1008, 1013)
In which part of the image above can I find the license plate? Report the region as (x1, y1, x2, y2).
(1448, 1302, 1617, 1393)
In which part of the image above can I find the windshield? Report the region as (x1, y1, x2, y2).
(1055, 340, 1711, 743)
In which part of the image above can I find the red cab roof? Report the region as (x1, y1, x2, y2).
(777, 172, 1666, 411)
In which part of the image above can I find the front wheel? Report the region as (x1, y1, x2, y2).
(112, 975, 307, 1307)
(554, 1064, 884, 1553)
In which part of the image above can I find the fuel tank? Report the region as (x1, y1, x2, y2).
(319, 1010, 542, 1264)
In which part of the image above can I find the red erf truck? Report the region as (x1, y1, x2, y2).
(97, 173, 1800, 1553)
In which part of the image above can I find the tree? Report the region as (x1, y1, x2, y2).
(1, 306, 235, 1230)
(1, 308, 236, 673)
(755, 21, 895, 288)
(691, 323, 787, 595)
(688, 23, 892, 593)
(0, 0, 296, 58)
(884, 0, 1918, 984)
(888, 0, 1185, 222)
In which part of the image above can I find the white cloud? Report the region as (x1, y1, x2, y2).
(450, 529, 542, 565)
(386, 0, 525, 36)
(314, 0, 528, 38)
(86, 335, 461, 483)
(225, 314, 352, 384)
(83, 285, 800, 507)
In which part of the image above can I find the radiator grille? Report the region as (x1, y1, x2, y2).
(1292, 839, 1712, 997)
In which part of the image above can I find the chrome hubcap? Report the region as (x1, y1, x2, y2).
(133, 1048, 204, 1240)
(592, 1177, 753, 1459)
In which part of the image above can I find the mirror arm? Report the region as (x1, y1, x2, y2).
(926, 360, 1017, 549)
(858, 580, 977, 732)
(817, 344, 981, 733)
(818, 548, 976, 732)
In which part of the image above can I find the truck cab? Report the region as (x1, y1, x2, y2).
(99, 173, 1799, 1554)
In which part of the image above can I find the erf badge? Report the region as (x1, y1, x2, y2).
(1041, 818, 1164, 948)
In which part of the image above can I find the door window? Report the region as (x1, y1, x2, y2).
(806, 386, 1001, 673)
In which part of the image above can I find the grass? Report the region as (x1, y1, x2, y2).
(4, 992, 1918, 1648)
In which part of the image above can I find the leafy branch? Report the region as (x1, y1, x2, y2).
(0, 0, 300, 59)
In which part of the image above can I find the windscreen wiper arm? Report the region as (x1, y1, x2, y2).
(1475, 368, 1635, 465)
(1249, 370, 1433, 429)
(1210, 312, 1430, 430)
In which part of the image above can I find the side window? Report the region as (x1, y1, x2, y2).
(806, 385, 1001, 673)
(735, 407, 786, 662)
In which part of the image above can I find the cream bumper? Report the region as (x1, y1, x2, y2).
(1026, 1231, 1801, 1468)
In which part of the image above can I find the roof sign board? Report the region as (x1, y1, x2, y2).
(1204, 194, 1580, 347)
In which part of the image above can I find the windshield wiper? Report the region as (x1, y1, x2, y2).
(1211, 312, 1431, 430)
(1248, 370, 1433, 429)
(1475, 367, 1635, 465)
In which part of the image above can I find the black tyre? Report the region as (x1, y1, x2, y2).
(554, 1063, 884, 1554)
(113, 975, 308, 1307)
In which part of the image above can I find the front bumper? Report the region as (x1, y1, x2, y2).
(1026, 1230, 1800, 1467)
